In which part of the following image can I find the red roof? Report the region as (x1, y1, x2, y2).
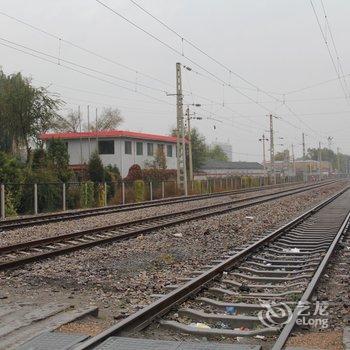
(40, 130, 179, 143)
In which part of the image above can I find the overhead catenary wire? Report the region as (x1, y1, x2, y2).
(0, 10, 173, 89)
(309, 0, 350, 101)
(0, 40, 175, 107)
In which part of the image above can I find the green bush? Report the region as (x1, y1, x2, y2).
(134, 180, 145, 202)
(88, 152, 104, 183)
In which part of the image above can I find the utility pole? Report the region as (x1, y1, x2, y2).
(302, 133, 306, 160)
(291, 143, 296, 175)
(259, 134, 268, 170)
(269, 114, 275, 184)
(186, 107, 194, 181)
(87, 105, 91, 158)
(318, 142, 322, 179)
(78, 105, 83, 164)
(337, 147, 341, 173)
(175, 63, 188, 195)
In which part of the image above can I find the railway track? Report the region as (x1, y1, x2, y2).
(73, 186, 350, 350)
(0, 180, 341, 271)
(0, 181, 319, 231)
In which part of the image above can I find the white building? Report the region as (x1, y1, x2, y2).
(40, 130, 178, 177)
(211, 142, 233, 161)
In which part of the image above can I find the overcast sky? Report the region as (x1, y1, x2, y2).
(0, 0, 349, 161)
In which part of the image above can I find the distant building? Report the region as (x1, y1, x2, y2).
(197, 159, 266, 178)
(265, 159, 333, 177)
(40, 130, 178, 177)
(211, 142, 233, 161)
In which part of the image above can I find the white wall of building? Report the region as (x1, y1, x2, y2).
(61, 137, 177, 177)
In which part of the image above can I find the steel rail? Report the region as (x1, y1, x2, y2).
(0, 180, 327, 231)
(0, 181, 338, 271)
(73, 186, 350, 350)
(272, 209, 350, 349)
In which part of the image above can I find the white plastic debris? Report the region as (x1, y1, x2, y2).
(173, 233, 183, 238)
(283, 247, 300, 253)
(254, 335, 266, 340)
(189, 322, 211, 329)
(245, 216, 254, 220)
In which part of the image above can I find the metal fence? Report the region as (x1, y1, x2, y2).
(0, 173, 343, 219)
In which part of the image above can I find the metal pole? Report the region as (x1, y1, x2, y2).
(104, 182, 107, 206)
(292, 144, 296, 177)
(337, 147, 341, 173)
(269, 114, 275, 184)
(122, 182, 125, 204)
(302, 132, 306, 160)
(175, 63, 188, 196)
(62, 183, 66, 211)
(0, 184, 5, 219)
(34, 183, 38, 215)
(161, 181, 165, 198)
(150, 182, 153, 201)
(78, 106, 83, 164)
(186, 107, 194, 181)
(87, 105, 91, 158)
(318, 142, 322, 180)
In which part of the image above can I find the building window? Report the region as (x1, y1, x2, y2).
(147, 143, 154, 156)
(136, 142, 143, 156)
(98, 140, 114, 154)
(125, 141, 132, 155)
(167, 144, 173, 157)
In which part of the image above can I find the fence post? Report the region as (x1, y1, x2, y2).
(161, 181, 165, 198)
(122, 182, 125, 204)
(104, 182, 107, 206)
(62, 183, 66, 211)
(150, 182, 153, 201)
(34, 183, 38, 215)
(1, 184, 5, 220)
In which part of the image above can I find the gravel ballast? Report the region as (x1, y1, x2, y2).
(0, 182, 347, 324)
(0, 182, 323, 247)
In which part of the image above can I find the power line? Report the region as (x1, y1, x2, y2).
(284, 73, 350, 95)
(0, 10, 173, 89)
(95, 0, 285, 114)
(128, 0, 280, 101)
(309, 0, 350, 101)
(0, 40, 174, 107)
(0, 36, 168, 94)
(319, 0, 350, 98)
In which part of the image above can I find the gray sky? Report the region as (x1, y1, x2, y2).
(1, 0, 349, 161)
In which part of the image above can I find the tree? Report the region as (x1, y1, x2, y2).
(170, 127, 228, 170)
(88, 151, 104, 182)
(153, 146, 167, 169)
(207, 145, 228, 162)
(189, 128, 208, 171)
(47, 139, 72, 182)
(0, 70, 62, 157)
(53, 110, 81, 133)
(274, 149, 290, 161)
(89, 107, 123, 131)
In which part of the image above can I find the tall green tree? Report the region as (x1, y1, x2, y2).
(88, 151, 105, 182)
(207, 145, 228, 162)
(0, 70, 62, 158)
(47, 139, 72, 182)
